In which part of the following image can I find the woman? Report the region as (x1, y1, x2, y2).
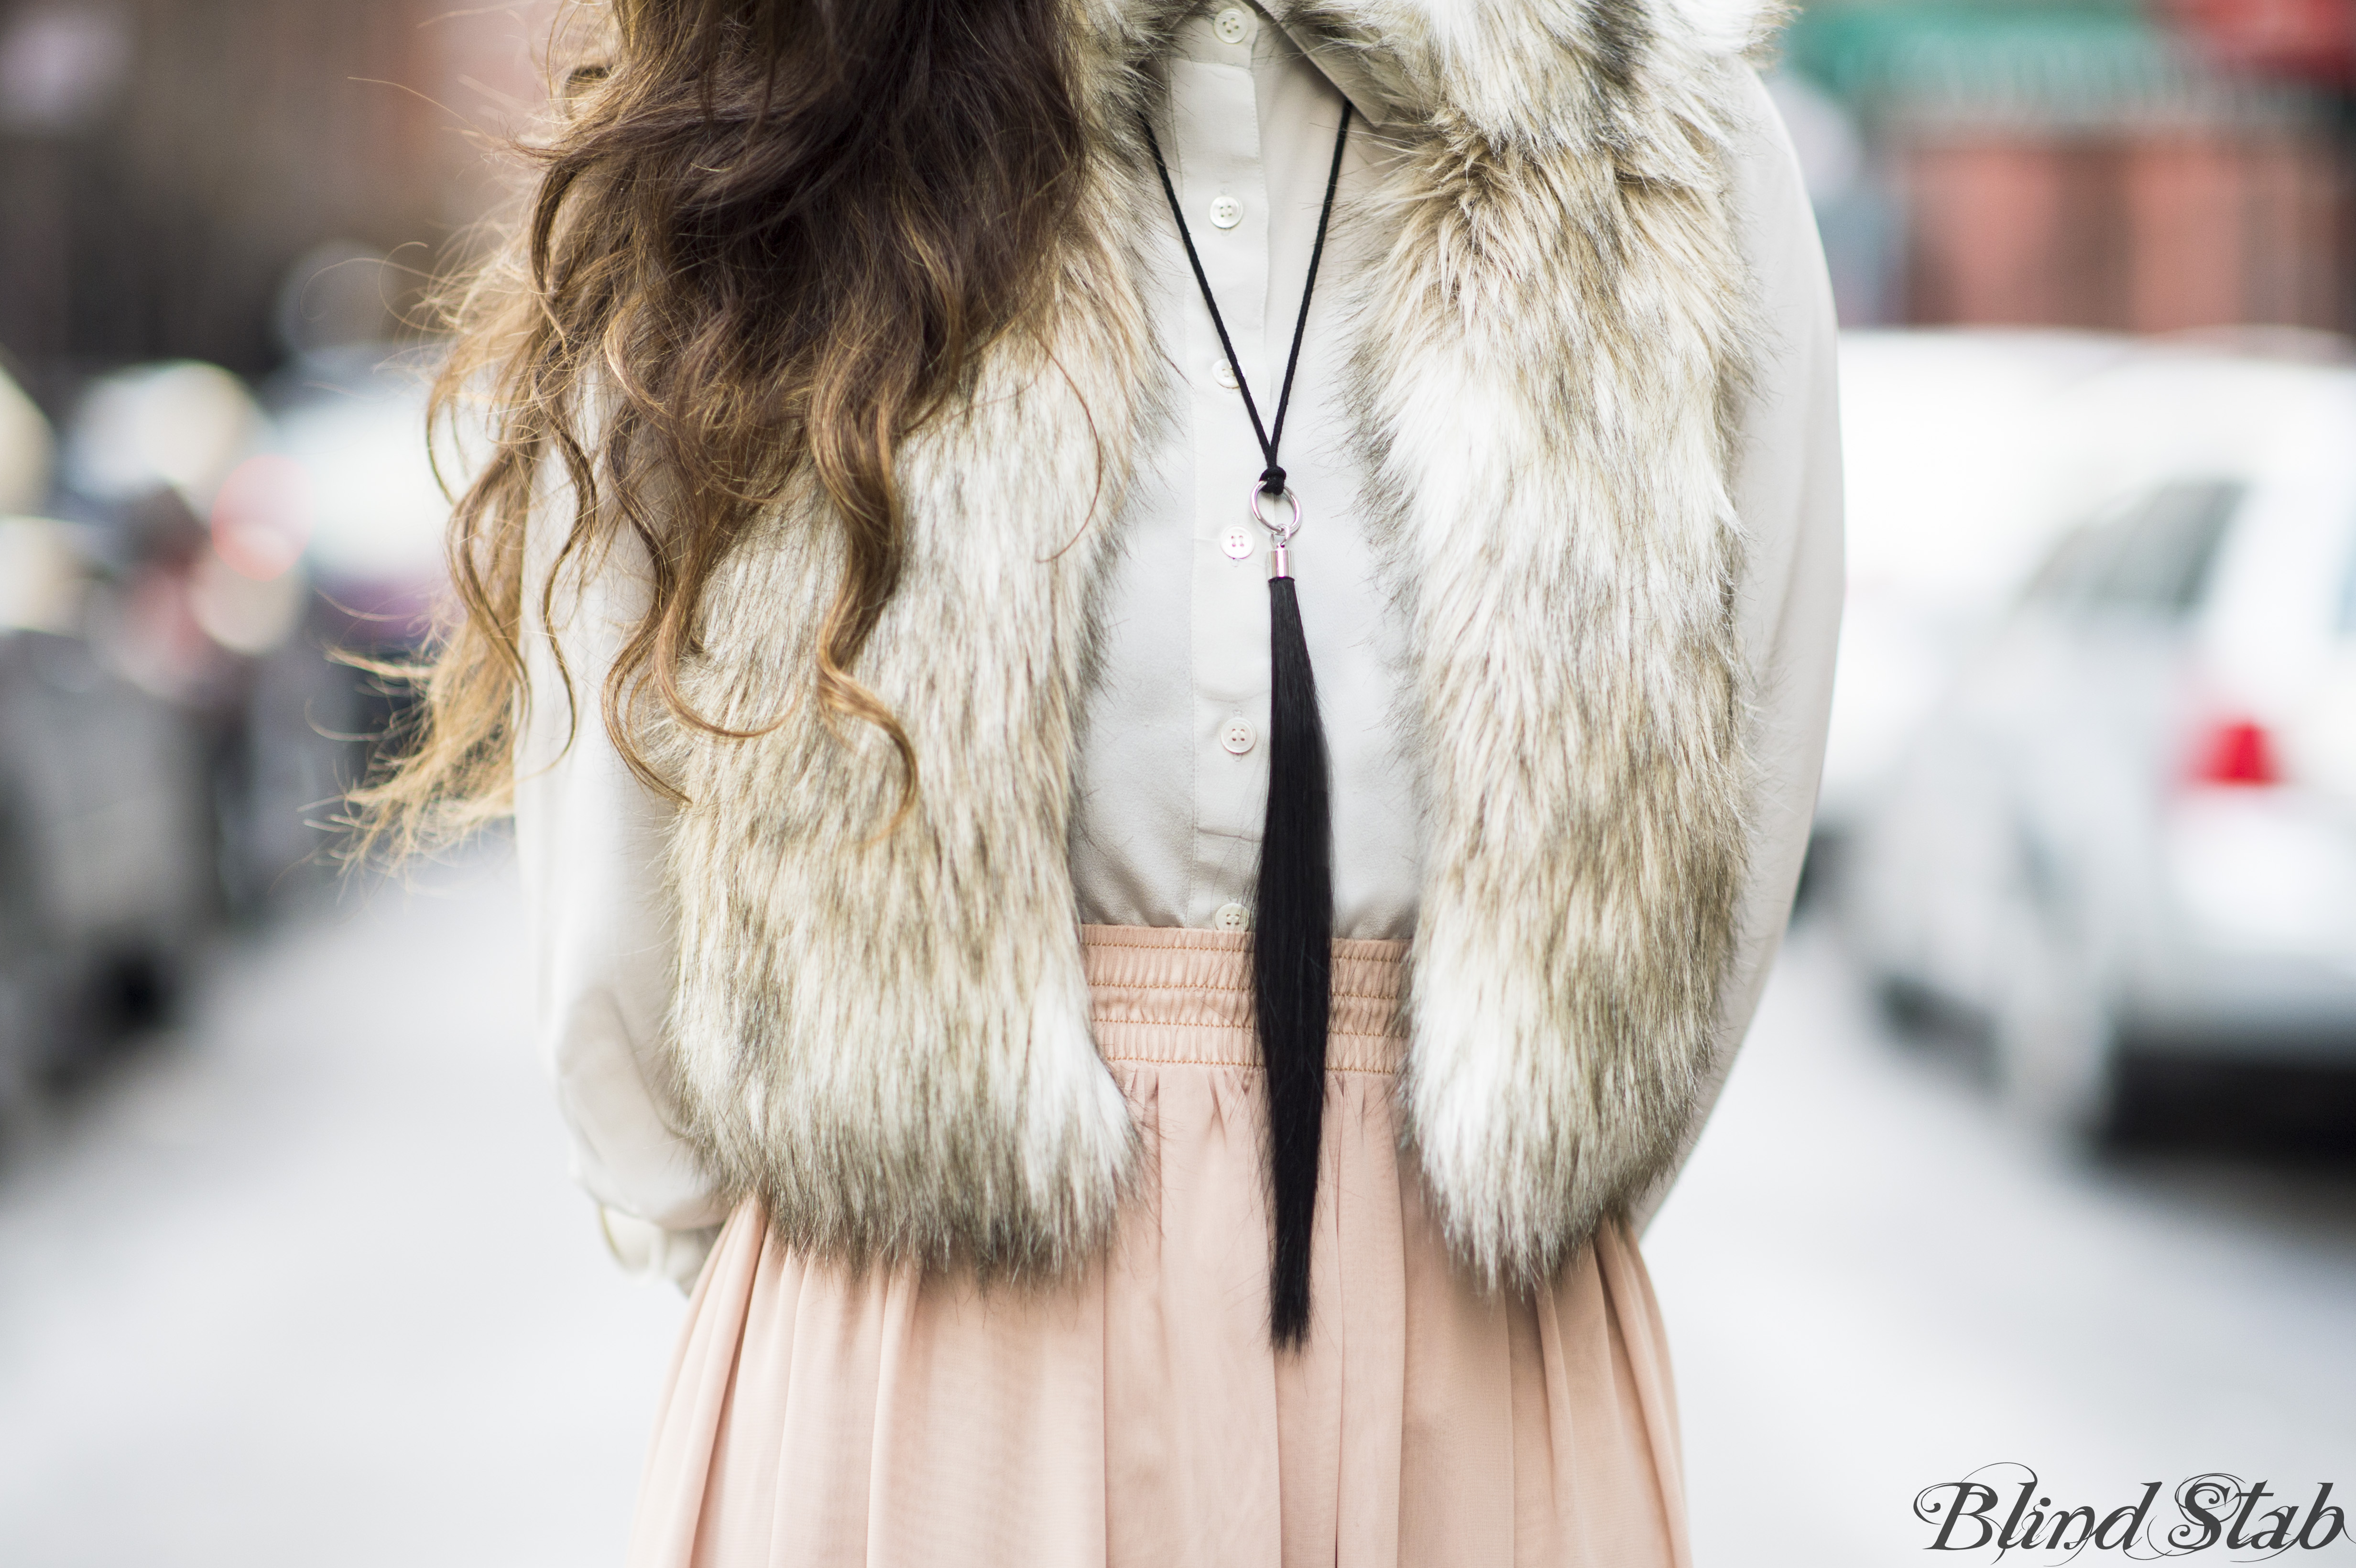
(368, 0, 1841, 1562)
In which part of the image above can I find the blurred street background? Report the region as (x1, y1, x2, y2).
(4, 1, 2356, 1565)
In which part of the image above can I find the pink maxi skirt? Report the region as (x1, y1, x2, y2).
(626, 926, 1691, 1568)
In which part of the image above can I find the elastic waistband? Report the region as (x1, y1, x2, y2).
(1079, 924, 1407, 1074)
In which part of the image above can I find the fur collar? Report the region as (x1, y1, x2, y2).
(654, 0, 1777, 1288)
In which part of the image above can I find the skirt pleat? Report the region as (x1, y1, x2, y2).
(626, 925, 1690, 1568)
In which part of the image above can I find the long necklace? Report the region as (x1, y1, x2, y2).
(1143, 100, 1351, 1350)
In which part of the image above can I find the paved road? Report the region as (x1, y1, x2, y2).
(1650, 923, 2356, 1565)
(3, 854, 2352, 1566)
(0, 853, 680, 1568)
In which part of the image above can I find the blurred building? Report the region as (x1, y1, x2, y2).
(0, 0, 553, 409)
(1785, 0, 2356, 334)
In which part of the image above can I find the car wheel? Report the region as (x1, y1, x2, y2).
(1990, 906, 2122, 1142)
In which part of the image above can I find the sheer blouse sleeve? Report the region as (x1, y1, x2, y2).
(1634, 66, 1847, 1231)
(513, 469, 728, 1287)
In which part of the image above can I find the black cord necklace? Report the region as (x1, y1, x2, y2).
(1143, 101, 1351, 1350)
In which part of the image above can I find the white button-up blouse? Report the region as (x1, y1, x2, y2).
(513, 3, 1845, 1280)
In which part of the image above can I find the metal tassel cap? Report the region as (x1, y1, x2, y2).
(1250, 483, 1302, 580)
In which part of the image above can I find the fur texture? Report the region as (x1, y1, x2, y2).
(649, 41, 1168, 1273)
(655, 0, 1774, 1284)
(1323, 0, 1765, 1289)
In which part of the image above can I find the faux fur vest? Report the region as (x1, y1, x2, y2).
(652, 0, 1778, 1290)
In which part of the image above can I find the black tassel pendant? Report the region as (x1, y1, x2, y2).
(1144, 102, 1351, 1349)
(1255, 519, 1333, 1347)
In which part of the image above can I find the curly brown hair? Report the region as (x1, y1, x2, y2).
(351, 0, 1088, 857)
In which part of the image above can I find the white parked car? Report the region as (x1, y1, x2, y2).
(1844, 352, 2356, 1136)
(1815, 330, 2148, 849)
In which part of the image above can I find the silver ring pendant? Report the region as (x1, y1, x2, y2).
(1249, 484, 1303, 541)
(1251, 485, 1302, 579)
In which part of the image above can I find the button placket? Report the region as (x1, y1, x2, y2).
(1166, 52, 1273, 927)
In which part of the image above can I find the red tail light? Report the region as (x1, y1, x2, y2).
(2191, 717, 2281, 787)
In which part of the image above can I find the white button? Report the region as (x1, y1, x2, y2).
(1221, 719, 1256, 755)
(1220, 525, 1254, 560)
(1209, 193, 1242, 229)
(1214, 902, 1251, 932)
(1213, 7, 1253, 45)
(1212, 359, 1239, 391)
